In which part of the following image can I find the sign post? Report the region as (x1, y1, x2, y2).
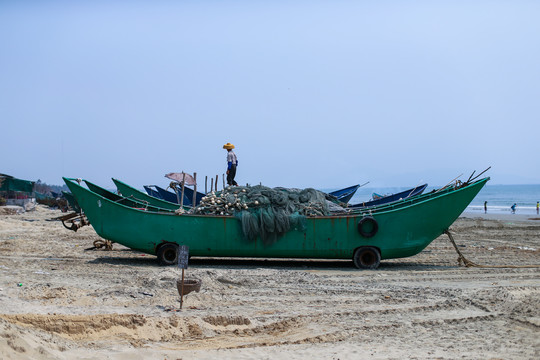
(177, 245, 189, 309)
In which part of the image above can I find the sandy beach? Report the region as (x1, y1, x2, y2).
(0, 206, 539, 359)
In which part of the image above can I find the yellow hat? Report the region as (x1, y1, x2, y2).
(223, 142, 235, 149)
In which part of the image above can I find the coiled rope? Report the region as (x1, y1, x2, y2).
(93, 239, 113, 251)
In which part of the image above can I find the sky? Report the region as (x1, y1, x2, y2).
(1, 0, 539, 191)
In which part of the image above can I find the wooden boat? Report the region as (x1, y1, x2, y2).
(349, 184, 428, 208)
(112, 178, 182, 211)
(327, 184, 361, 204)
(63, 176, 488, 269)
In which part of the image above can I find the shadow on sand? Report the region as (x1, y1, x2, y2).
(87, 250, 454, 271)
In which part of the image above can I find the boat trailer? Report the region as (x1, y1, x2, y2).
(55, 212, 90, 232)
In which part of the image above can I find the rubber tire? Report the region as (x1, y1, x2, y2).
(353, 247, 381, 269)
(357, 216, 378, 238)
(157, 243, 178, 266)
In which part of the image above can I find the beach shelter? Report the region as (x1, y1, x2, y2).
(0, 173, 35, 200)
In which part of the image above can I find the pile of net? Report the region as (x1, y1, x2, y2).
(191, 185, 344, 243)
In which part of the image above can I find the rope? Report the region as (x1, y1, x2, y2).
(444, 230, 540, 268)
(126, 195, 150, 209)
(93, 239, 114, 251)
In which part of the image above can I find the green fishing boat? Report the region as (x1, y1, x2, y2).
(63, 177, 488, 269)
(61, 191, 81, 213)
(83, 180, 178, 213)
(112, 178, 181, 211)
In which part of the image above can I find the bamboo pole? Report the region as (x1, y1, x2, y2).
(180, 173, 186, 208)
(215, 175, 218, 192)
(222, 174, 225, 189)
(192, 172, 197, 206)
(210, 178, 214, 193)
(205, 176, 208, 194)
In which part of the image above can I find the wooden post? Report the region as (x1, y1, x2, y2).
(205, 176, 208, 194)
(180, 268, 185, 309)
(215, 175, 218, 192)
(210, 178, 214, 193)
(177, 245, 189, 310)
(192, 172, 197, 206)
(222, 174, 225, 189)
(180, 173, 186, 208)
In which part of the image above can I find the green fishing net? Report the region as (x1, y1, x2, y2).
(192, 185, 341, 242)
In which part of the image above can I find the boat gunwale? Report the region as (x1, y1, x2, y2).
(112, 177, 182, 209)
(64, 177, 489, 220)
(340, 181, 478, 216)
(83, 179, 178, 213)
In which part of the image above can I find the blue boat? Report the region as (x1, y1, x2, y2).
(349, 184, 428, 208)
(328, 184, 361, 204)
(143, 185, 163, 199)
(154, 185, 191, 205)
(182, 186, 205, 206)
(150, 184, 205, 206)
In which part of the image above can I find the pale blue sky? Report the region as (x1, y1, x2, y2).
(1, 0, 539, 190)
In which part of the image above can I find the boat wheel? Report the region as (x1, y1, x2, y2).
(353, 247, 381, 269)
(157, 243, 179, 266)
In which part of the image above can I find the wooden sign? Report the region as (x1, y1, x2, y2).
(177, 245, 189, 269)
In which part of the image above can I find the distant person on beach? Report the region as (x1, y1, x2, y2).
(537, 201, 539, 215)
(511, 203, 516, 214)
(223, 142, 238, 186)
(484, 201, 487, 214)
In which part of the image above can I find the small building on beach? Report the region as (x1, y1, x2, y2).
(0, 173, 36, 211)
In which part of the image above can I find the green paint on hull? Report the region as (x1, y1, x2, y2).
(64, 177, 488, 263)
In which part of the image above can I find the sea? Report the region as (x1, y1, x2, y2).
(343, 184, 540, 216)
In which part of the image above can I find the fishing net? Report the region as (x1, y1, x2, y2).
(191, 185, 343, 242)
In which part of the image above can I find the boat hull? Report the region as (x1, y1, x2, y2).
(64, 177, 488, 263)
(328, 184, 360, 204)
(143, 185, 163, 200)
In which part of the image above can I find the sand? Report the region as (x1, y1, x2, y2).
(0, 205, 539, 359)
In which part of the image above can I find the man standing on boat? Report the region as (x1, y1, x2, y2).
(223, 142, 238, 186)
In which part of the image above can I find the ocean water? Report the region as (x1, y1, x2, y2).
(339, 183, 540, 216)
(463, 184, 540, 215)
